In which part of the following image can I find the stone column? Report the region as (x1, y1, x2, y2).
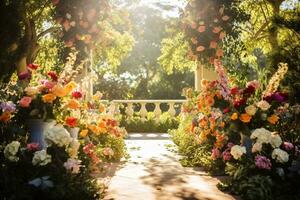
(194, 64, 203, 91)
(194, 63, 218, 91)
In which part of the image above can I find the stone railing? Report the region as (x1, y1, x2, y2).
(107, 100, 187, 122)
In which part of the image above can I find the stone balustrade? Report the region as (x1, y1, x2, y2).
(106, 100, 187, 122)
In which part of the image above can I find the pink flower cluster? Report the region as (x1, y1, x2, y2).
(211, 148, 221, 160)
(222, 142, 234, 161)
(214, 60, 231, 100)
(83, 143, 101, 164)
(282, 142, 294, 151)
(255, 155, 272, 170)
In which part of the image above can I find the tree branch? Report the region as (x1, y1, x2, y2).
(252, 21, 271, 39)
(37, 27, 60, 39)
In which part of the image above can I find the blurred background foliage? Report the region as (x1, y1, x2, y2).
(0, 0, 299, 103)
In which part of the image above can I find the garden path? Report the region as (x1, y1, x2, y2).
(104, 133, 238, 200)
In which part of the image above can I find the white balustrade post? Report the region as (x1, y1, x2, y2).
(108, 103, 115, 116)
(168, 102, 176, 117)
(125, 103, 134, 120)
(114, 103, 120, 115)
(154, 102, 162, 123)
(139, 102, 147, 122)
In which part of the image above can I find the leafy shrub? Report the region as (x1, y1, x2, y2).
(120, 112, 179, 133)
(169, 116, 225, 174)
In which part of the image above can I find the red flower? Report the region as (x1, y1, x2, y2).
(106, 119, 117, 127)
(72, 91, 83, 99)
(233, 99, 247, 109)
(27, 63, 39, 70)
(223, 107, 230, 114)
(243, 85, 255, 95)
(65, 117, 77, 127)
(27, 143, 40, 151)
(230, 87, 239, 95)
(47, 71, 58, 81)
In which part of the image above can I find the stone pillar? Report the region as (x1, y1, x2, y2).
(194, 65, 203, 91)
(194, 63, 218, 91)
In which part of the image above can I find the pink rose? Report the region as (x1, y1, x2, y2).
(19, 96, 32, 108)
(43, 80, 56, 89)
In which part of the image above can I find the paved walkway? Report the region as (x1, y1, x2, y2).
(104, 133, 238, 200)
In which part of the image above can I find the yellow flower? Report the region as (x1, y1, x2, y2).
(99, 103, 106, 113)
(42, 93, 57, 103)
(64, 81, 77, 94)
(231, 113, 238, 120)
(67, 99, 80, 110)
(240, 113, 252, 123)
(80, 129, 89, 137)
(267, 114, 279, 124)
(93, 91, 103, 101)
(52, 85, 67, 97)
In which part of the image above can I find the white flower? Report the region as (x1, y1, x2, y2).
(25, 87, 39, 96)
(250, 128, 272, 144)
(4, 141, 20, 162)
(68, 139, 80, 158)
(230, 145, 246, 159)
(70, 21, 76, 27)
(32, 150, 52, 166)
(245, 105, 257, 116)
(270, 133, 282, 148)
(66, 13, 72, 19)
(252, 142, 262, 153)
(64, 158, 81, 174)
(257, 100, 271, 111)
(272, 148, 289, 163)
(44, 125, 72, 147)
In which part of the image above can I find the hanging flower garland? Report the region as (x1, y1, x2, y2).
(52, 0, 110, 54)
(182, 0, 234, 64)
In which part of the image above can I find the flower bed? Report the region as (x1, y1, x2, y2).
(170, 61, 300, 200)
(0, 64, 127, 199)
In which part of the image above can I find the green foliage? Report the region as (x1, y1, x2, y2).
(120, 112, 179, 133)
(169, 116, 225, 174)
(158, 32, 197, 74)
(92, 134, 127, 162)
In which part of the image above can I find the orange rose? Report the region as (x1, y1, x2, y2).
(98, 120, 106, 129)
(231, 113, 238, 120)
(0, 111, 11, 123)
(220, 121, 225, 128)
(267, 114, 279, 124)
(80, 129, 89, 137)
(199, 119, 208, 127)
(42, 93, 57, 103)
(88, 124, 100, 135)
(239, 113, 252, 123)
(67, 99, 80, 110)
(52, 85, 67, 97)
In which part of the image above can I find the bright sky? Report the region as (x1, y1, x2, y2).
(140, 0, 186, 17)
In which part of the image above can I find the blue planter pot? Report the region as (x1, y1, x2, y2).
(26, 119, 47, 149)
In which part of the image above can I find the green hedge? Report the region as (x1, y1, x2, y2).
(119, 112, 179, 133)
